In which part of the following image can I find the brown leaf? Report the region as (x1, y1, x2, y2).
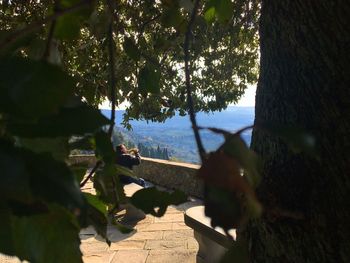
(198, 151, 254, 197)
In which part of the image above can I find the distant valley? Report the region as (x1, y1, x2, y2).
(101, 106, 255, 163)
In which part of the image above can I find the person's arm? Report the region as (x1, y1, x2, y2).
(122, 153, 141, 168)
(131, 152, 141, 165)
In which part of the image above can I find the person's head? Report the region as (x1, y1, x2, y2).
(116, 144, 127, 155)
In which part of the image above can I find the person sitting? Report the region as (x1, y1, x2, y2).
(114, 144, 146, 223)
(115, 144, 145, 187)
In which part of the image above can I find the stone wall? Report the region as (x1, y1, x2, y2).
(68, 154, 97, 167)
(68, 155, 204, 198)
(133, 157, 203, 198)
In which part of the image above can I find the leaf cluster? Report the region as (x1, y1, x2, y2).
(0, 0, 262, 262)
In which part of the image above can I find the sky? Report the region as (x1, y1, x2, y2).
(99, 85, 256, 110)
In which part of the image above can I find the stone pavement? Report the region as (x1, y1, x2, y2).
(81, 181, 201, 263)
(0, 181, 201, 263)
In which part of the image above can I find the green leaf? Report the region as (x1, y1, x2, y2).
(138, 63, 161, 96)
(29, 152, 85, 210)
(123, 38, 141, 62)
(0, 140, 85, 210)
(54, 0, 94, 40)
(84, 201, 110, 245)
(84, 193, 107, 216)
(204, 0, 233, 23)
(161, 7, 183, 28)
(95, 131, 115, 163)
(93, 164, 126, 205)
(215, 0, 233, 23)
(204, 7, 216, 23)
(0, 140, 33, 202)
(130, 187, 187, 217)
(115, 164, 134, 178)
(8, 105, 111, 138)
(0, 57, 75, 118)
(70, 165, 87, 184)
(18, 137, 69, 161)
(6, 205, 82, 263)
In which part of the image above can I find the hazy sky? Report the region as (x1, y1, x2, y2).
(99, 85, 256, 109)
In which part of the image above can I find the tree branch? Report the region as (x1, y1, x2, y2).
(42, 0, 59, 60)
(42, 20, 57, 60)
(81, 2, 117, 188)
(184, 0, 206, 162)
(0, 0, 91, 51)
(80, 160, 102, 188)
(107, 21, 116, 137)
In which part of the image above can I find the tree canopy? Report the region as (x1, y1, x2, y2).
(0, 0, 262, 262)
(1, 0, 259, 122)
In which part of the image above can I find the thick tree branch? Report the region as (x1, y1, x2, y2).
(184, 0, 206, 162)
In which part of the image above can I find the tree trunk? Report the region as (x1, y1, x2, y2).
(248, 1, 350, 262)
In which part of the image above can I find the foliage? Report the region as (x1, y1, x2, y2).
(0, 0, 268, 262)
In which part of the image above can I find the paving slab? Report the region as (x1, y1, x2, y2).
(82, 251, 116, 263)
(146, 249, 197, 263)
(111, 250, 149, 263)
(81, 181, 200, 263)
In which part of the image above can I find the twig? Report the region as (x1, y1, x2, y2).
(184, 0, 206, 162)
(42, 21, 56, 60)
(80, 160, 103, 188)
(81, 2, 117, 188)
(0, 0, 90, 51)
(42, 0, 59, 60)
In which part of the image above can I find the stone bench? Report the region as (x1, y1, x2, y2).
(184, 206, 236, 263)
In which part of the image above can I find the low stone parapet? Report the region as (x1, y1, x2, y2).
(133, 157, 203, 198)
(68, 155, 204, 198)
(68, 154, 96, 167)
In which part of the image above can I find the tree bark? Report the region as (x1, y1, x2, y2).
(248, 1, 350, 262)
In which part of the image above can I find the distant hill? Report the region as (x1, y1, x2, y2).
(101, 106, 255, 163)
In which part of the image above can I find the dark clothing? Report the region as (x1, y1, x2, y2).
(116, 153, 141, 169)
(116, 153, 144, 186)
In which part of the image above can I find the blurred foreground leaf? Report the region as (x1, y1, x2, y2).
(131, 187, 187, 217)
(54, 0, 95, 40)
(198, 140, 262, 231)
(9, 105, 110, 138)
(0, 139, 85, 209)
(0, 57, 74, 118)
(138, 63, 161, 96)
(83, 193, 110, 245)
(123, 38, 140, 62)
(93, 164, 126, 205)
(0, 205, 82, 263)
